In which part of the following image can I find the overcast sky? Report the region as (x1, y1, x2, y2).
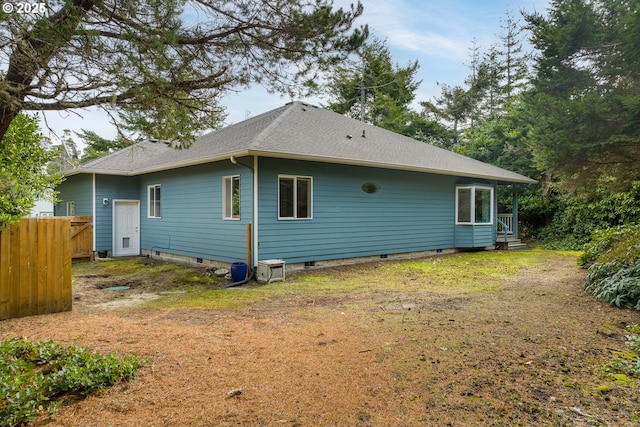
(39, 0, 550, 146)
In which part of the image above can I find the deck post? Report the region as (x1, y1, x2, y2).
(512, 185, 519, 240)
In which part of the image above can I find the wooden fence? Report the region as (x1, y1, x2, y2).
(69, 216, 93, 260)
(0, 217, 90, 320)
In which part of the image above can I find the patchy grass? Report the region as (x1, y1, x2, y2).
(75, 257, 216, 286)
(143, 249, 575, 310)
(71, 249, 582, 312)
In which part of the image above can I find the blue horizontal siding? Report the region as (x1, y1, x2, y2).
(54, 174, 92, 216)
(257, 158, 458, 263)
(474, 225, 495, 246)
(95, 175, 140, 251)
(454, 224, 494, 248)
(63, 155, 499, 264)
(139, 162, 253, 263)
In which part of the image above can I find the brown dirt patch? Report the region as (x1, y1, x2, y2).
(1, 253, 639, 426)
(70, 258, 224, 311)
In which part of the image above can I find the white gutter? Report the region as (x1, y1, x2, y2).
(65, 147, 534, 184)
(63, 150, 252, 177)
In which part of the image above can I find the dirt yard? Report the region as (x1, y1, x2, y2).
(1, 251, 639, 426)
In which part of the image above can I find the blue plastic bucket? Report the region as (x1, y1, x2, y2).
(230, 262, 248, 282)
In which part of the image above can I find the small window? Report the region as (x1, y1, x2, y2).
(474, 187, 492, 224)
(456, 185, 493, 225)
(457, 188, 471, 223)
(66, 201, 75, 216)
(148, 184, 161, 218)
(279, 175, 312, 219)
(223, 175, 240, 220)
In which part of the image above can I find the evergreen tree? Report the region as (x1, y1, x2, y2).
(324, 38, 421, 134)
(424, 84, 473, 149)
(477, 45, 505, 119)
(428, 11, 532, 144)
(0, 0, 367, 145)
(78, 130, 130, 162)
(523, 0, 640, 192)
(498, 10, 532, 101)
(48, 129, 80, 173)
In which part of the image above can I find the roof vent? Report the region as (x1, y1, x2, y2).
(346, 134, 353, 139)
(362, 130, 366, 138)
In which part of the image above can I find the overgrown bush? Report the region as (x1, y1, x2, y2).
(578, 224, 640, 266)
(585, 262, 640, 310)
(581, 224, 640, 311)
(0, 338, 143, 426)
(533, 181, 640, 249)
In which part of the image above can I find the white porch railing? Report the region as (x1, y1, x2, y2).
(497, 213, 513, 234)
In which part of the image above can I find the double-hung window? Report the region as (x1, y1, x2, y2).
(148, 184, 161, 218)
(223, 175, 241, 220)
(456, 185, 493, 225)
(278, 175, 312, 219)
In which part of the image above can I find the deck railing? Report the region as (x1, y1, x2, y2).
(497, 213, 513, 234)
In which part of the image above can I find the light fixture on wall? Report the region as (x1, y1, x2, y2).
(103, 198, 109, 205)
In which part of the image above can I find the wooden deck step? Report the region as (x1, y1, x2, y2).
(496, 234, 530, 251)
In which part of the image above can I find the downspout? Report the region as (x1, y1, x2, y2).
(224, 156, 259, 288)
(92, 173, 96, 253)
(253, 155, 259, 268)
(229, 155, 258, 268)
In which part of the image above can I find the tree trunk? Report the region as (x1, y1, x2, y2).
(0, 0, 96, 143)
(0, 105, 20, 143)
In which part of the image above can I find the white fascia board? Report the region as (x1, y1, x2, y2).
(65, 148, 535, 184)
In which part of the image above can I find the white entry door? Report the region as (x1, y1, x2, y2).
(113, 200, 140, 256)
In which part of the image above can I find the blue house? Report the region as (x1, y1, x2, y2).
(55, 102, 535, 269)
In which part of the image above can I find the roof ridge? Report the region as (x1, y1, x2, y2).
(249, 101, 300, 149)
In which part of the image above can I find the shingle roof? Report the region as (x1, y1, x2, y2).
(68, 101, 535, 184)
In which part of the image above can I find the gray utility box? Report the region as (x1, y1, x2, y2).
(257, 259, 286, 284)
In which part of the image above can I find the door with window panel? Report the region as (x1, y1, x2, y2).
(113, 200, 140, 256)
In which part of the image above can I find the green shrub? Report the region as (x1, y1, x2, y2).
(579, 224, 640, 266)
(0, 338, 143, 426)
(581, 224, 640, 310)
(533, 181, 640, 249)
(585, 261, 640, 310)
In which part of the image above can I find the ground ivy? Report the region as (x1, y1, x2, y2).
(0, 338, 143, 426)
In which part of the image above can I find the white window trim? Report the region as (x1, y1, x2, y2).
(223, 175, 241, 220)
(455, 185, 494, 225)
(147, 184, 161, 219)
(66, 201, 75, 216)
(278, 174, 313, 220)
